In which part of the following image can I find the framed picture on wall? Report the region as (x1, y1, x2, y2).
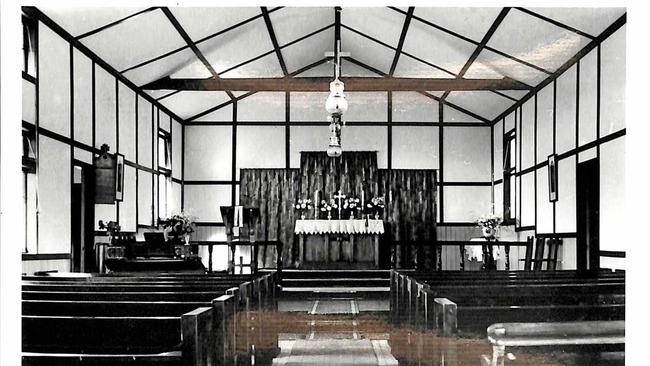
(115, 153, 124, 202)
(548, 154, 558, 202)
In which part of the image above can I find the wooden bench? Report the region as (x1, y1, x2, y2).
(390, 269, 624, 325)
(480, 320, 625, 366)
(21, 272, 276, 365)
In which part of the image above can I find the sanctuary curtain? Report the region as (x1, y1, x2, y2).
(239, 169, 301, 268)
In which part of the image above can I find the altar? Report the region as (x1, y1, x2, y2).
(295, 219, 384, 266)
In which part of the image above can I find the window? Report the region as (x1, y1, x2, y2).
(22, 15, 37, 76)
(503, 130, 516, 224)
(22, 124, 37, 253)
(157, 130, 171, 220)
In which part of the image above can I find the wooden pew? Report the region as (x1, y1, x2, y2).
(480, 320, 625, 366)
(21, 273, 276, 365)
(391, 270, 625, 334)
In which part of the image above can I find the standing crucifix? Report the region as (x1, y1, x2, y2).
(334, 190, 346, 219)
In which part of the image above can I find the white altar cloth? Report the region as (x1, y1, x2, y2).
(467, 237, 502, 262)
(294, 219, 384, 235)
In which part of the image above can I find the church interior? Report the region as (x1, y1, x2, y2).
(2, 4, 632, 365)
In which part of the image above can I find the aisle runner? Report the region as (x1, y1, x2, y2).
(272, 339, 398, 366)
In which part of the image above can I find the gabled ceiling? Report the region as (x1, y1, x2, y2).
(39, 6, 626, 122)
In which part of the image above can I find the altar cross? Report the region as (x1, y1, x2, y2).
(334, 190, 346, 218)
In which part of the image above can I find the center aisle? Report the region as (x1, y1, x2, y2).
(272, 270, 396, 366)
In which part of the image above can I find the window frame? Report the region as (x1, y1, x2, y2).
(502, 129, 516, 225)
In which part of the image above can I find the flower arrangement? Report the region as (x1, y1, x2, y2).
(294, 198, 313, 219)
(319, 199, 339, 219)
(159, 211, 197, 244)
(477, 213, 502, 238)
(342, 197, 362, 219)
(98, 220, 120, 244)
(366, 196, 385, 219)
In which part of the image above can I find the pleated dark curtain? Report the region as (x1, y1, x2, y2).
(239, 153, 437, 269)
(300, 152, 379, 217)
(379, 169, 437, 270)
(239, 169, 301, 268)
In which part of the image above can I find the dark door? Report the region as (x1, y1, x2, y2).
(576, 158, 599, 272)
(71, 162, 96, 273)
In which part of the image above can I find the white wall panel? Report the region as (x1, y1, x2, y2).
(137, 96, 153, 167)
(138, 171, 153, 226)
(290, 92, 329, 121)
(391, 92, 438, 122)
(536, 84, 554, 164)
(493, 182, 503, 218)
(238, 92, 285, 121)
(169, 182, 182, 215)
(600, 25, 626, 136)
(504, 111, 515, 132)
(184, 185, 232, 222)
(184, 126, 232, 180)
(159, 111, 171, 132)
(578, 49, 598, 146)
(493, 120, 503, 181)
(94, 66, 116, 151)
(536, 168, 553, 233)
(119, 166, 137, 232)
(39, 23, 71, 137)
(342, 126, 388, 168)
(38, 136, 71, 253)
(555, 65, 577, 155)
(344, 92, 387, 122)
(444, 186, 491, 222)
(23, 79, 36, 124)
(118, 82, 136, 161)
(443, 127, 491, 182)
(391, 126, 438, 169)
(600, 136, 625, 252)
(172, 121, 183, 179)
(289, 126, 331, 168)
(521, 98, 535, 169)
(236, 126, 285, 179)
(556, 157, 576, 233)
(73, 49, 93, 145)
(520, 172, 535, 227)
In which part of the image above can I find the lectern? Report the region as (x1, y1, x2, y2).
(220, 206, 260, 274)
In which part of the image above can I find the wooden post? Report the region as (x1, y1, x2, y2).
(181, 306, 214, 366)
(213, 294, 236, 366)
(434, 298, 457, 336)
(299, 234, 305, 267)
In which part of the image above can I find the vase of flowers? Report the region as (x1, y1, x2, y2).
(98, 220, 121, 245)
(477, 214, 502, 239)
(320, 199, 338, 220)
(366, 197, 385, 219)
(159, 211, 197, 245)
(294, 199, 313, 220)
(343, 197, 361, 219)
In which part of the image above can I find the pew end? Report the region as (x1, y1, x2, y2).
(484, 320, 625, 366)
(181, 307, 214, 366)
(434, 297, 457, 336)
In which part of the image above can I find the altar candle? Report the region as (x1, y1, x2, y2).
(361, 190, 365, 207)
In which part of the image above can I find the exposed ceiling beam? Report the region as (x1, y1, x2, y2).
(261, 7, 288, 76)
(76, 7, 159, 40)
(186, 57, 332, 122)
(389, 7, 414, 76)
(143, 76, 530, 92)
(161, 7, 236, 100)
(516, 7, 595, 39)
(490, 12, 626, 124)
(388, 7, 553, 75)
(439, 8, 511, 101)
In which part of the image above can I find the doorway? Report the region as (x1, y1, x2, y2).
(576, 158, 599, 272)
(71, 161, 96, 272)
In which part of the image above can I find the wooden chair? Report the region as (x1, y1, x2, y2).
(523, 236, 563, 271)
